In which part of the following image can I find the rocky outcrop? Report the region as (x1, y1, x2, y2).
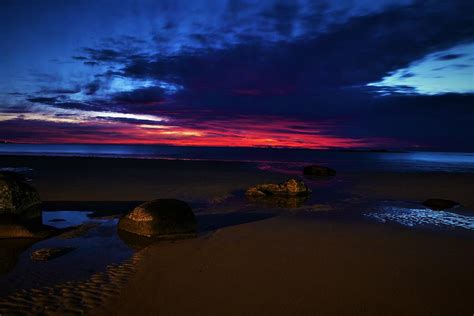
(422, 198, 460, 210)
(246, 178, 311, 197)
(118, 199, 197, 238)
(302, 165, 336, 177)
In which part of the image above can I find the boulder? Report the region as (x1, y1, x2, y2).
(422, 198, 459, 210)
(303, 165, 336, 177)
(246, 178, 311, 197)
(118, 199, 197, 238)
(0, 172, 41, 220)
(0, 172, 49, 239)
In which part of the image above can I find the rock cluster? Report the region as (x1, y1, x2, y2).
(246, 178, 311, 197)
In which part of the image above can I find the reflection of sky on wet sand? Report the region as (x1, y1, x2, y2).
(0, 211, 133, 296)
(366, 205, 474, 231)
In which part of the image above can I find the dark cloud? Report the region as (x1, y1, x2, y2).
(261, 1, 300, 36)
(27, 97, 58, 105)
(401, 72, 415, 78)
(437, 53, 465, 60)
(84, 61, 99, 66)
(84, 80, 101, 95)
(38, 87, 81, 94)
(112, 86, 166, 104)
(82, 48, 122, 63)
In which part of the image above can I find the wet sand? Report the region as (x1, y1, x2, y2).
(1, 155, 473, 315)
(349, 172, 474, 209)
(0, 155, 284, 202)
(98, 216, 474, 316)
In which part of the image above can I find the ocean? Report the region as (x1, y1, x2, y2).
(1, 144, 474, 173)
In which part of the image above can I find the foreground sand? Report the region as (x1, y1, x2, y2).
(98, 215, 474, 316)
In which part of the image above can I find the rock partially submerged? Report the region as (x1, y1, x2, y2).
(0, 171, 41, 220)
(118, 199, 197, 238)
(422, 198, 460, 210)
(0, 172, 53, 238)
(303, 165, 336, 177)
(246, 178, 311, 197)
(30, 247, 75, 261)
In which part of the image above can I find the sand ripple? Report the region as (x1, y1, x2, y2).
(0, 251, 144, 315)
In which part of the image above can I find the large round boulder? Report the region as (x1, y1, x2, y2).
(0, 172, 41, 220)
(303, 165, 336, 177)
(0, 172, 49, 239)
(246, 178, 311, 197)
(118, 199, 197, 238)
(422, 198, 459, 210)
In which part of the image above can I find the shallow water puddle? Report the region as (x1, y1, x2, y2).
(44, 210, 95, 227)
(365, 202, 474, 231)
(0, 210, 134, 297)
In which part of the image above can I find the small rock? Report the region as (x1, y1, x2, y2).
(49, 218, 66, 222)
(246, 178, 310, 197)
(303, 165, 336, 177)
(422, 198, 460, 210)
(118, 199, 197, 238)
(30, 247, 75, 261)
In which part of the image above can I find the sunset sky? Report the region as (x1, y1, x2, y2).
(0, 0, 473, 150)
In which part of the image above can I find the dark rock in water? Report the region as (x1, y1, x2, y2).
(422, 198, 460, 210)
(0, 171, 41, 220)
(30, 247, 75, 261)
(303, 165, 336, 177)
(246, 178, 310, 197)
(118, 199, 197, 238)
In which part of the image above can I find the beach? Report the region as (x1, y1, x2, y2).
(0, 153, 473, 315)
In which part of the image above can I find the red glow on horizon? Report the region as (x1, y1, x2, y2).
(0, 116, 383, 149)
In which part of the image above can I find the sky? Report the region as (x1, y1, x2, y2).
(0, 0, 473, 150)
